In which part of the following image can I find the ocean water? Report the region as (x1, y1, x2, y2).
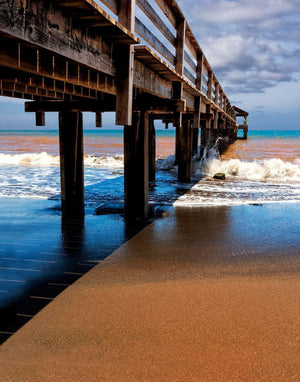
(0, 127, 299, 342)
(0, 129, 299, 206)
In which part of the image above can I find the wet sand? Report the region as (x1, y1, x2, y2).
(0, 204, 300, 381)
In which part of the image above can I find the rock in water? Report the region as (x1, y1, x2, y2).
(213, 173, 226, 180)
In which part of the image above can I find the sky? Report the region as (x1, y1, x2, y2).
(0, 0, 299, 130)
(177, 0, 300, 129)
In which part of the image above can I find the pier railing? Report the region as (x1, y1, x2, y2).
(91, 0, 236, 119)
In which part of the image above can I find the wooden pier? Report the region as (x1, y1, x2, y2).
(0, 0, 248, 219)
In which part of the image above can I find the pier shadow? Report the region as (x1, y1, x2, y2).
(0, 157, 207, 344)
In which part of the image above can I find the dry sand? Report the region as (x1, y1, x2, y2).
(0, 206, 299, 381)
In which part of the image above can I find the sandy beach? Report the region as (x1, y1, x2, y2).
(0, 204, 299, 381)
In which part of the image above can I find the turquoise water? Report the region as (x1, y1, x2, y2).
(0, 128, 299, 139)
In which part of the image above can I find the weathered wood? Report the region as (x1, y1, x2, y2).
(184, 67, 196, 84)
(172, 81, 183, 127)
(175, 18, 186, 75)
(25, 99, 116, 112)
(102, 0, 118, 14)
(59, 111, 84, 218)
(115, 44, 134, 125)
(135, 18, 176, 65)
(95, 111, 102, 127)
(118, 0, 135, 31)
(35, 112, 45, 126)
(177, 118, 192, 183)
(136, 0, 175, 46)
(194, 96, 201, 129)
(184, 52, 197, 73)
(154, 0, 177, 27)
(149, 118, 156, 182)
(0, 0, 136, 79)
(213, 109, 219, 130)
(124, 111, 149, 219)
(192, 125, 199, 156)
(200, 120, 208, 158)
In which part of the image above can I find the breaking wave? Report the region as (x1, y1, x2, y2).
(0, 152, 124, 169)
(204, 158, 300, 183)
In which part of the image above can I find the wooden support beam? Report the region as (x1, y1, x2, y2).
(35, 112, 45, 126)
(118, 0, 135, 31)
(207, 70, 212, 100)
(213, 109, 219, 130)
(124, 111, 149, 219)
(115, 44, 134, 125)
(59, 111, 84, 218)
(178, 118, 192, 183)
(194, 96, 201, 129)
(199, 120, 207, 158)
(192, 126, 199, 156)
(135, 94, 186, 113)
(175, 18, 186, 75)
(95, 112, 102, 127)
(115, 0, 135, 125)
(149, 118, 156, 183)
(25, 99, 116, 112)
(172, 81, 183, 128)
(196, 53, 203, 91)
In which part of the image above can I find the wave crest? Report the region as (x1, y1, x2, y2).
(205, 158, 300, 182)
(0, 152, 124, 169)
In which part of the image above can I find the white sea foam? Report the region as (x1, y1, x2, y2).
(203, 157, 300, 182)
(0, 152, 124, 169)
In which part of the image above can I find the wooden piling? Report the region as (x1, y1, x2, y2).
(35, 112, 45, 126)
(59, 111, 84, 218)
(192, 126, 199, 156)
(149, 118, 156, 183)
(178, 118, 192, 183)
(124, 111, 149, 219)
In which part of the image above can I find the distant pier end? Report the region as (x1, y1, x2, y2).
(234, 106, 249, 140)
(0, 0, 248, 219)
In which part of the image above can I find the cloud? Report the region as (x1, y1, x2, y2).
(177, 0, 300, 96)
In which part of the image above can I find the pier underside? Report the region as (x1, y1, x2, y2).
(0, 0, 247, 220)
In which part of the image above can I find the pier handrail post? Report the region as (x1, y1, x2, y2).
(115, 0, 135, 126)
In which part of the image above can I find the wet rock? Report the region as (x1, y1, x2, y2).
(213, 173, 226, 180)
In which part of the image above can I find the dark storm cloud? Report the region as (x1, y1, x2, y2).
(177, 0, 300, 94)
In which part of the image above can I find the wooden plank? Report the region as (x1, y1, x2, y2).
(0, 1, 119, 77)
(175, 18, 186, 75)
(135, 18, 176, 65)
(133, 58, 172, 99)
(102, 0, 118, 14)
(154, 0, 177, 27)
(183, 67, 196, 84)
(136, 0, 176, 46)
(25, 99, 116, 112)
(184, 52, 197, 73)
(185, 36, 198, 61)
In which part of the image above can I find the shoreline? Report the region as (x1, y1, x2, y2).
(0, 202, 299, 380)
